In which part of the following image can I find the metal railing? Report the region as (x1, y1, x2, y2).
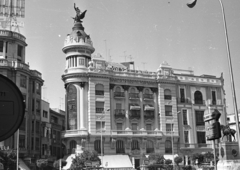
(114, 92, 125, 98)
(143, 94, 153, 100)
(129, 93, 139, 99)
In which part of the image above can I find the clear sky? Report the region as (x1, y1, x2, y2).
(20, 0, 240, 113)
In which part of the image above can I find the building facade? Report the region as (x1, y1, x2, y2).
(0, 30, 44, 159)
(41, 100, 51, 158)
(61, 14, 227, 168)
(50, 108, 65, 159)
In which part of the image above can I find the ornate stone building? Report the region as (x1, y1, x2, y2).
(61, 11, 227, 168)
(0, 30, 44, 159)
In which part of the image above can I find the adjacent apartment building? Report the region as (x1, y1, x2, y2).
(61, 15, 227, 168)
(0, 30, 44, 159)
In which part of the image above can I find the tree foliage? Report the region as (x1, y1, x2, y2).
(192, 153, 204, 165)
(0, 149, 17, 170)
(70, 150, 100, 170)
(174, 156, 183, 166)
(148, 153, 165, 165)
(203, 152, 214, 163)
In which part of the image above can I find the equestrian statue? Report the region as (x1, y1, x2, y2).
(73, 3, 87, 23)
(220, 124, 236, 141)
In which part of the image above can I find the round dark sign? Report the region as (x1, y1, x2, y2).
(0, 74, 25, 141)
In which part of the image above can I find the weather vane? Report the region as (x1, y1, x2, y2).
(73, 3, 87, 23)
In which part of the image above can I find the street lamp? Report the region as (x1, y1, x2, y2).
(187, 0, 240, 158)
(101, 108, 110, 169)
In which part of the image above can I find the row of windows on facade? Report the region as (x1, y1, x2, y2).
(20, 74, 41, 93)
(0, 40, 23, 57)
(95, 84, 218, 105)
(67, 109, 204, 130)
(68, 139, 173, 154)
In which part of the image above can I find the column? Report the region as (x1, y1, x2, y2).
(80, 82, 86, 130)
(151, 88, 159, 130)
(3, 41, 5, 58)
(137, 86, 144, 130)
(110, 84, 116, 130)
(123, 85, 130, 130)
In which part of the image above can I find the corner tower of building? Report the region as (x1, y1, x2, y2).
(62, 19, 95, 73)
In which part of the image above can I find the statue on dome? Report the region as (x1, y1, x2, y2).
(73, 3, 87, 23)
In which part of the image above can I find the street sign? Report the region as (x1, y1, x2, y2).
(0, 74, 25, 141)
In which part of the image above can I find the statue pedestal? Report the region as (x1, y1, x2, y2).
(217, 142, 240, 170)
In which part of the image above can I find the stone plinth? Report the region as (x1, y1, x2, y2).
(217, 142, 240, 170)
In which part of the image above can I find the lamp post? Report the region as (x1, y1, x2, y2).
(187, 0, 240, 156)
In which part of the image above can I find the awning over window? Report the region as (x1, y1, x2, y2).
(99, 155, 133, 169)
(129, 104, 140, 110)
(19, 159, 30, 170)
(144, 104, 155, 111)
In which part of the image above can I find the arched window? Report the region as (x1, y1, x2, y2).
(130, 88, 135, 93)
(194, 91, 203, 104)
(145, 89, 150, 94)
(164, 89, 172, 100)
(116, 140, 125, 154)
(146, 140, 154, 153)
(94, 140, 103, 154)
(69, 140, 76, 154)
(115, 86, 121, 92)
(67, 85, 77, 130)
(131, 140, 139, 150)
(95, 84, 104, 95)
(165, 140, 172, 153)
(129, 88, 139, 99)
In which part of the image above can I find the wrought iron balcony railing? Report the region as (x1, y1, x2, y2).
(143, 94, 153, 100)
(129, 93, 139, 99)
(114, 109, 126, 118)
(114, 92, 125, 98)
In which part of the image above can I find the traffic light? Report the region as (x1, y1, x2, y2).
(204, 109, 222, 141)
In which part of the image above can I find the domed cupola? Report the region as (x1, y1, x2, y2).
(62, 7, 95, 73)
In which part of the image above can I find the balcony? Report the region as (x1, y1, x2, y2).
(194, 100, 205, 105)
(144, 111, 154, 119)
(129, 93, 139, 99)
(114, 109, 125, 119)
(164, 95, 172, 100)
(143, 94, 153, 100)
(129, 111, 140, 119)
(114, 92, 125, 98)
(177, 98, 191, 104)
(95, 90, 104, 96)
(62, 129, 88, 138)
(96, 108, 104, 113)
(178, 143, 214, 149)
